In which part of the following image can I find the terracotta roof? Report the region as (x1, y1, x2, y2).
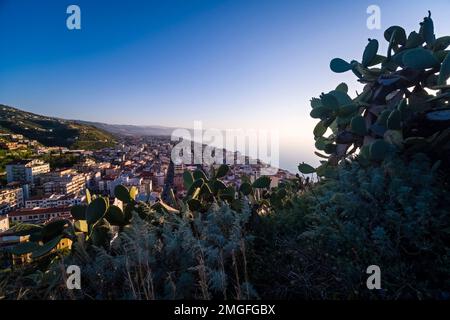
(9, 206, 71, 217)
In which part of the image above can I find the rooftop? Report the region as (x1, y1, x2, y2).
(6, 159, 47, 167)
(26, 194, 83, 201)
(9, 206, 71, 217)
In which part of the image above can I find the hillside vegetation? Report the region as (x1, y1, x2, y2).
(0, 105, 116, 150)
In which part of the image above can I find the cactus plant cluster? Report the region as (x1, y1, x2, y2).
(8, 220, 75, 259)
(6, 165, 294, 262)
(305, 12, 450, 176)
(182, 164, 294, 216)
(7, 190, 116, 258)
(7, 186, 181, 259)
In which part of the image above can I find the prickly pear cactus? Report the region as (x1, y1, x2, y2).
(309, 11, 450, 175)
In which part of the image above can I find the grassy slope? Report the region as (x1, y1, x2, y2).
(0, 104, 116, 150)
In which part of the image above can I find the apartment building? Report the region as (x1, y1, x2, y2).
(0, 141, 27, 150)
(40, 168, 76, 180)
(0, 187, 24, 214)
(25, 194, 85, 209)
(8, 206, 72, 224)
(6, 159, 50, 184)
(0, 215, 9, 232)
(98, 175, 118, 196)
(41, 169, 86, 195)
(74, 158, 110, 173)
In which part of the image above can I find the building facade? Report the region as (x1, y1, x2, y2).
(25, 194, 84, 209)
(8, 206, 72, 224)
(0, 215, 9, 232)
(0, 187, 24, 214)
(6, 159, 50, 184)
(41, 169, 86, 195)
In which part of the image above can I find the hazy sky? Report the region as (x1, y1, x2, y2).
(1, 0, 450, 171)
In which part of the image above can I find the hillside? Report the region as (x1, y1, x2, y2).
(0, 105, 116, 150)
(78, 120, 176, 137)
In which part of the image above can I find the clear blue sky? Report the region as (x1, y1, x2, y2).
(1, 0, 450, 171)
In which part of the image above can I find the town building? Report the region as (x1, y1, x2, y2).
(98, 175, 118, 196)
(25, 194, 85, 209)
(0, 215, 9, 232)
(6, 159, 50, 184)
(0, 141, 27, 150)
(41, 169, 86, 195)
(8, 206, 72, 224)
(0, 187, 24, 214)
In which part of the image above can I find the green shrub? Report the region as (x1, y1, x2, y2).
(1, 203, 256, 300)
(252, 153, 450, 299)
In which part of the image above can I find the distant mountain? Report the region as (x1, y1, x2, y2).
(78, 121, 178, 137)
(0, 105, 116, 150)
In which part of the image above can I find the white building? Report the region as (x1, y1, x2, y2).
(25, 194, 85, 209)
(0, 187, 24, 214)
(6, 159, 50, 184)
(8, 206, 72, 224)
